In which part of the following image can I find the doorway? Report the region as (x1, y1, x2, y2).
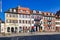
(15, 27, 17, 33)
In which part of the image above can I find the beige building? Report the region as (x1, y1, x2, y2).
(5, 6, 34, 33)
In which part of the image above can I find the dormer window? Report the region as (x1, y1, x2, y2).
(20, 10, 23, 13)
(33, 10, 36, 13)
(26, 11, 29, 14)
(14, 9, 16, 12)
(10, 9, 12, 12)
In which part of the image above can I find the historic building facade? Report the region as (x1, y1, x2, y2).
(4, 5, 57, 33)
(55, 15, 60, 32)
(43, 12, 56, 32)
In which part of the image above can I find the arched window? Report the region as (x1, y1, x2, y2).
(11, 27, 14, 33)
(15, 27, 17, 30)
(7, 27, 10, 32)
(15, 27, 17, 33)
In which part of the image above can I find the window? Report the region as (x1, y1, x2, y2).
(10, 20, 11, 23)
(19, 20, 21, 23)
(27, 15, 30, 18)
(6, 14, 9, 17)
(24, 15, 26, 18)
(6, 20, 8, 23)
(28, 21, 30, 24)
(32, 15, 34, 18)
(15, 20, 18, 23)
(13, 20, 14, 23)
(26, 20, 27, 24)
(23, 15, 24, 18)
(14, 14, 18, 18)
(13, 14, 15, 17)
(56, 22, 60, 24)
(16, 14, 18, 17)
(48, 22, 51, 24)
(44, 17, 47, 19)
(26, 15, 27, 18)
(6, 20, 11, 23)
(32, 21, 34, 24)
(19, 15, 21, 18)
(15, 27, 17, 31)
(44, 22, 46, 24)
(9, 14, 12, 17)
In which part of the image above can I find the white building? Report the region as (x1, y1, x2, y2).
(1, 23, 5, 33)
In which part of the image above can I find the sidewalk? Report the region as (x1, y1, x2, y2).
(0, 32, 60, 37)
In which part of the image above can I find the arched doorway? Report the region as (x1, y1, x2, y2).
(15, 27, 17, 33)
(7, 27, 10, 32)
(11, 27, 14, 33)
(19, 26, 22, 33)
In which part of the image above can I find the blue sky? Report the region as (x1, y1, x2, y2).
(0, 0, 60, 21)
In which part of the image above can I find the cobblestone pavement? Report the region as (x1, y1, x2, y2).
(0, 32, 60, 37)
